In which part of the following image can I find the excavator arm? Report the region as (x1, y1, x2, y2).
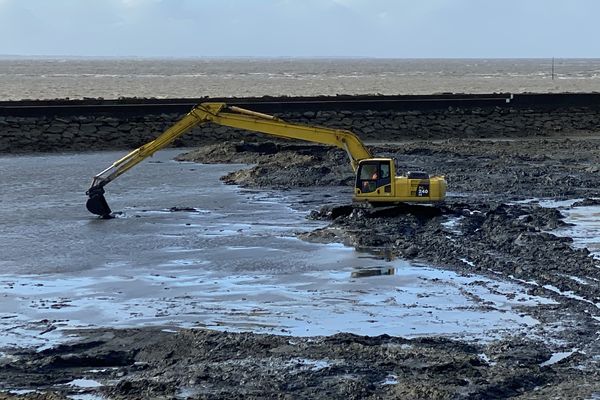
(86, 102, 373, 217)
(197, 104, 372, 170)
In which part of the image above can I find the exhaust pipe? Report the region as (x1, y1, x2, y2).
(86, 186, 112, 218)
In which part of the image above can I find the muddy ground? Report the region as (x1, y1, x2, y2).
(2, 134, 600, 399)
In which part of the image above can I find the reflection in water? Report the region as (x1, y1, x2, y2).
(351, 267, 395, 278)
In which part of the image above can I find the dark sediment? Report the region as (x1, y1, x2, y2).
(1, 327, 599, 400)
(2, 134, 600, 399)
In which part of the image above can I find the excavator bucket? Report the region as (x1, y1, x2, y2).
(86, 186, 112, 217)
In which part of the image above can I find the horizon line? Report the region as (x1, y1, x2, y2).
(1, 55, 600, 61)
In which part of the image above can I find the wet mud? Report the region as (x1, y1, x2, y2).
(3, 136, 600, 399)
(2, 327, 599, 400)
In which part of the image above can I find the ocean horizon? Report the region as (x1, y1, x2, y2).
(1, 57, 599, 101)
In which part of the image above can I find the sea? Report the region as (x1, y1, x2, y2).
(0, 57, 600, 101)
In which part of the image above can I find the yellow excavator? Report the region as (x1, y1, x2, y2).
(86, 102, 446, 217)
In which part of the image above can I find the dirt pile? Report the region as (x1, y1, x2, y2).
(176, 141, 354, 188)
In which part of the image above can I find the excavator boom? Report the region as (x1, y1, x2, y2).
(199, 104, 373, 170)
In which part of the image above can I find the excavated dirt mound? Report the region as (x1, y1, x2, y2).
(3, 136, 600, 399)
(176, 141, 354, 187)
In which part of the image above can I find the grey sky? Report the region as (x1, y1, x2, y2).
(0, 0, 598, 58)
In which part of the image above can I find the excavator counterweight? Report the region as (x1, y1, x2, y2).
(85, 103, 446, 217)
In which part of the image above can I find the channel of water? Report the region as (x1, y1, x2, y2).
(0, 150, 556, 349)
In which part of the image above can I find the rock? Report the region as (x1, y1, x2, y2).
(46, 125, 66, 134)
(403, 245, 419, 258)
(572, 198, 600, 207)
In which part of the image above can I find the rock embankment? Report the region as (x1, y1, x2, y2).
(1, 95, 600, 152)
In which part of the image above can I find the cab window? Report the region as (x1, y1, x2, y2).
(360, 164, 378, 180)
(380, 163, 390, 179)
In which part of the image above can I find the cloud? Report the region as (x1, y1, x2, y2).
(0, 0, 598, 57)
(119, 0, 157, 7)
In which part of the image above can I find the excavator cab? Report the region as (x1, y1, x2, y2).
(355, 159, 393, 194)
(354, 158, 446, 204)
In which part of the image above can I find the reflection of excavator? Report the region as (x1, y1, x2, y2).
(86, 103, 446, 217)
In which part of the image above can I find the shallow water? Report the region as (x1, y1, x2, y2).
(556, 206, 600, 258)
(0, 150, 553, 348)
(536, 198, 600, 258)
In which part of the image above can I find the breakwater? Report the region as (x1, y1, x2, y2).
(1, 93, 599, 153)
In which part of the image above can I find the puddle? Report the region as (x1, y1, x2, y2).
(0, 254, 556, 348)
(557, 207, 600, 258)
(175, 386, 200, 399)
(441, 215, 464, 235)
(67, 379, 103, 388)
(540, 349, 579, 367)
(534, 198, 600, 258)
(6, 390, 37, 395)
(542, 285, 600, 309)
(285, 358, 332, 371)
(460, 258, 476, 267)
(68, 395, 107, 400)
(478, 353, 495, 365)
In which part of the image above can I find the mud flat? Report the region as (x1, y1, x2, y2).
(2, 135, 600, 399)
